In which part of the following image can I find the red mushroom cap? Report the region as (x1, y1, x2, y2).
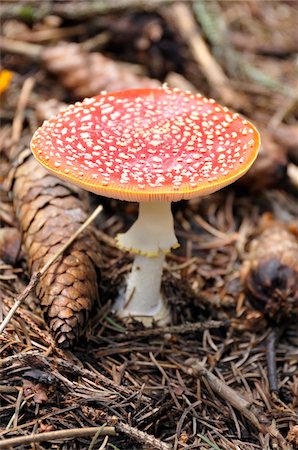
(31, 88, 260, 201)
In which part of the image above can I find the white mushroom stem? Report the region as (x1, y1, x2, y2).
(114, 201, 179, 325)
(116, 201, 178, 256)
(115, 252, 167, 325)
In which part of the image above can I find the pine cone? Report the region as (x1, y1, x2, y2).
(242, 219, 298, 323)
(42, 42, 160, 98)
(12, 153, 102, 347)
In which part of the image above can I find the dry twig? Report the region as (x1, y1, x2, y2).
(116, 422, 171, 450)
(112, 320, 224, 341)
(185, 358, 262, 431)
(0, 426, 116, 448)
(170, 2, 239, 107)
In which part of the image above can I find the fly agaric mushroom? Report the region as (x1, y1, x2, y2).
(31, 87, 260, 326)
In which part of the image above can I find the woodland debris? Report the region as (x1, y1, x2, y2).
(41, 41, 160, 97)
(168, 2, 239, 108)
(0, 427, 116, 449)
(0, 37, 161, 96)
(0, 351, 151, 402)
(111, 320, 224, 341)
(193, 0, 296, 99)
(22, 378, 48, 404)
(271, 123, 298, 165)
(288, 163, 298, 190)
(236, 129, 288, 192)
(0, 194, 16, 227)
(266, 329, 279, 393)
(11, 154, 102, 347)
(0, 227, 21, 266)
(3, 20, 86, 43)
(229, 31, 298, 57)
(0, 69, 13, 94)
(268, 97, 298, 136)
(241, 216, 298, 323)
(184, 358, 262, 431)
(0, 36, 42, 61)
(0, 421, 170, 450)
(10, 77, 35, 156)
(165, 71, 197, 92)
(287, 425, 298, 447)
(0, 0, 176, 21)
(116, 422, 171, 450)
(35, 98, 67, 122)
(242, 216, 298, 396)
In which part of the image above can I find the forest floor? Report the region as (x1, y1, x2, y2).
(0, 1, 297, 449)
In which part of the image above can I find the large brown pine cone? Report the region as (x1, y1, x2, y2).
(12, 153, 102, 347)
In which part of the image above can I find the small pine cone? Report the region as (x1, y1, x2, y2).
(42, 42, 160, 98)
(241, 219, 298, 323)
(12, 153, 102, 347)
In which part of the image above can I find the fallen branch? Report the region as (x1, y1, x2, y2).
(0, 38, 160, 98)
(1, 0, 177, 20)
(0, 423, 171, 450)
(0, 37, 42, 60)
(288, 163, 298, 190)
(0, 352, 152, 403)
(112, 320, 225, 341)
(0, 427, 116, 448)
(117, 422, 171, 450)
(170, 2, 239, 107)
(184, 358, 262, 431)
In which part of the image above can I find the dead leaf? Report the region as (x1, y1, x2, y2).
(22, 379, 48, 404)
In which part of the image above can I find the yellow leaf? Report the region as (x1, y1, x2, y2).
(0, 70, 13, 94)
